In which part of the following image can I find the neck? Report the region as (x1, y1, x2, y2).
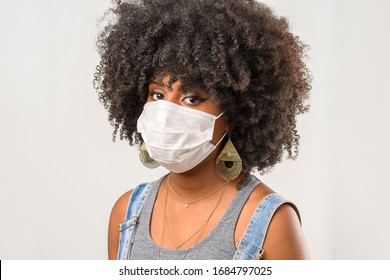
(168, 166, 245, 198)
(165, 146, 245, 196)
(169, 168, 224, 194)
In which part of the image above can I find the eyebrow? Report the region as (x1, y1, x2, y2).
(149, 81, 165, 87)
(149, 80, 176, 92)
(148, 81, 208, 97)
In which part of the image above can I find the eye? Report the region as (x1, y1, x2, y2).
(149, 91, 165, 101)
(182, 96, 208, 105)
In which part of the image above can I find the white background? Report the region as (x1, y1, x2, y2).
(0, 0, 389, 259)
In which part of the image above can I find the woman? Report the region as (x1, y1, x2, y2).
(94, 0, 311, 260)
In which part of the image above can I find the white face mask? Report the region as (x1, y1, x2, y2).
(137, 100, 225, 173)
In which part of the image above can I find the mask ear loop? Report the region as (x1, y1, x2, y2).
(213, 111, 227, 148)
(215, 111, 225, 119)
(214, 131, 228, 148)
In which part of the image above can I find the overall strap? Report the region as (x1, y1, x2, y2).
(233, 193, 300, 260)
(117, 182, 152, 260)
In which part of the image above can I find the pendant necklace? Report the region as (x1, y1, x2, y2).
(167, 175, 228, 208)
(157, 176, 230, 259)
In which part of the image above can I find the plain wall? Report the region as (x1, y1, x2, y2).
(0, 0, 389, 259)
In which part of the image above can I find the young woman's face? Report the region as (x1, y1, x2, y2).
(147, 75, 229, 145)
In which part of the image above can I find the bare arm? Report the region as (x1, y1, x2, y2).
(262, 204, 310, 260)
(107, 190, 132, 260)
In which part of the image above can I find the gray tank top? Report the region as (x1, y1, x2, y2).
(129, 175, 260, 260)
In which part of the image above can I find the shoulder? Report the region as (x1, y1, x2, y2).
(110, 181, 151, 221)
(107, 189, 133, 260)
(235, 181, 274, 241)
(262, 201, 310, 259)
(110, 190, 133, 222)
(107, 181, 154, 259)
(236, 180, 310, 259)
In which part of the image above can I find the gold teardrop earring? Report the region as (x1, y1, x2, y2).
(216, 137, 242, 180)
(139, 143, 160, 169)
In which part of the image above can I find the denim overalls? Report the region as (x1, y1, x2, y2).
(117, 175, 300, 260)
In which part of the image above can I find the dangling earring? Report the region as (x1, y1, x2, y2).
(139, 143, 160, 169)
(216, 137, 242, 180)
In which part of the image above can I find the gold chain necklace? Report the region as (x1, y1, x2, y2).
(167, 175, 228, 208)
(157, 176, 230, 259)
(157, 181, 189, 260)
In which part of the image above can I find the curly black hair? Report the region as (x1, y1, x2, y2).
(94, 0, 311, 173)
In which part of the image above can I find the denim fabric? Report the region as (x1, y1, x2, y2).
(117, 177, 299, 260)
(233, 193, 300, 260)
(117, 182, 152, 260)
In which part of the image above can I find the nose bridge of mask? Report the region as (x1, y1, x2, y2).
(139, 100, 218, 139)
